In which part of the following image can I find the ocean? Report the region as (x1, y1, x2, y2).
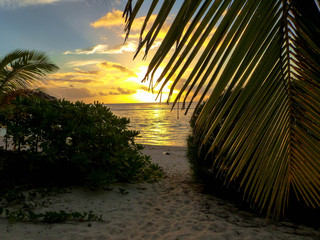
(107, 102, 194, 147)
(0, 102, 194, 147)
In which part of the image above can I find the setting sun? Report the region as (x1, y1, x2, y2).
(127, 65, 177, 103)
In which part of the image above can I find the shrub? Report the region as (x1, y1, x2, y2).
(187, 100, 243, 201)
(0, 97, 162, 188)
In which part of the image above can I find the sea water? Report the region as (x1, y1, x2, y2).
(107, 102, 194, 147)
(0, 102, 194, 147)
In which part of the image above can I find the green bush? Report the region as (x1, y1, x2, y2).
(187, 100, 242, 199)
(0, 97, 162, 188)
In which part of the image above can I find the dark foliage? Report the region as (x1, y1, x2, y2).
(187, 101, 320, 226)
(0, 97, 162, 189)
(187, 101, 243, 202)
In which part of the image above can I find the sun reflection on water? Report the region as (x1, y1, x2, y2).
(108, 103, 193, 147)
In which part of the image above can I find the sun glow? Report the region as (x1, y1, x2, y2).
(133, 89, 159, 102)
(129, 65, 174, 103)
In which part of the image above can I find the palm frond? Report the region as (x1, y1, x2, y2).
(0, 49, 59, 94)
(124, 0, 320, 218)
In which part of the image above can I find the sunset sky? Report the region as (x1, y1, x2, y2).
(0, 0, 183, 103)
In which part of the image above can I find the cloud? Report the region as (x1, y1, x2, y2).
(48, 72, 102, 84)
(91, 9, 160, 33)
(74, 68, 100, 75)
(102, 42, 137, 54)
(47, 87, 96, 99)
(51, 78, 96, 83)
(0, 0, 80, 8)
(90, 9, 123, 29)
(47, 61, 137, 87)
(98, 91, 108, 96)
(101, 87, 136, 96)
(64, 45, 109, 55)
(64, 42, 137, 55)
(90, 9, 171, 55)
(139, 85, 150, 91)
(116, 87, 136, 95)
(67, 60, 104, 67)
(36, 60, 147, 103)
(98, 61, 137, 77)
(91, 9, 169, 38)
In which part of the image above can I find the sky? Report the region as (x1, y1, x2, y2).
(0, 0, 181, 103)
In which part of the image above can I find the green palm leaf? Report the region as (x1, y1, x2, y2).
(0, 49, 59, 97)
(124, 0, 320, 218)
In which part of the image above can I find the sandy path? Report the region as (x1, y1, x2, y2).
(0, 145, 319, 239)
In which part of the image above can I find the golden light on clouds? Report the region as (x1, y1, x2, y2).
(38, 59, 180, 104)
(91, 9, 170, 42)
(90, 9, 157, 32)
(36, 8, 182, 104)
(90, 9, 124, 29)
(97, 61, 137, 78)
(1, 1, 191, 105)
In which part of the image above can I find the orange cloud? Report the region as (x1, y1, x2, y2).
(91, 9, 169, 39)
(33, 58, 169, 103)
(90, 9, 157, 33)
(90, 9, 124, 29)
(98, 61, 137, 77)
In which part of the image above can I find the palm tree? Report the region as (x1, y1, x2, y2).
(0, 49, 59, 106)
(123, 0, 320, 218)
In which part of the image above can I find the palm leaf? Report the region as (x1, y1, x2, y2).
(0, 49, 59, 95)
(124, 0, 320, 218)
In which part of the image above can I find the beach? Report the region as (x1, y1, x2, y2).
(0, 144, 319, 240)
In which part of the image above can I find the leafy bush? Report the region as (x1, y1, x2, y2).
(187, 100, 244, 203)
(0, 97, 162, 188)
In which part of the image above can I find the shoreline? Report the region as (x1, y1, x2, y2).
(0, 144, 319, 239)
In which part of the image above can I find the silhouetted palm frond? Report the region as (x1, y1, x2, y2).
(124, 0, 320, 219)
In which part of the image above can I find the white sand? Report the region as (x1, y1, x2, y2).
(0, 144, 319, 240)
